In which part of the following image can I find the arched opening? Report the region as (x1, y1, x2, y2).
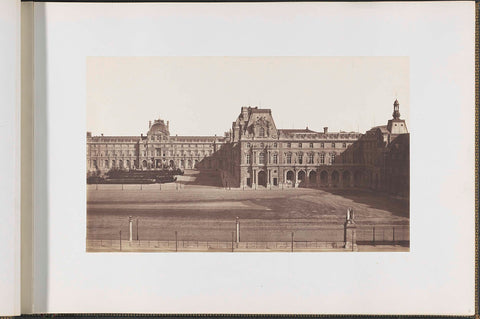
(119, 160, 124, 169)
(142, 160, 147, 168)
(342, 171, 351, 187)
(169, 160, 175, 168)
(286, 170, 295, 185)
(258, 171, 267, 187)
(309, 171, 317, 185)
(112, 160, 116, 168)
(194, 159, 199, 168)
(331, 170, 339, 187)
(187, 159, 192, 169)
(320, 171, 328, 186)
(180, 160, 185, 169)
(126, 160, 131, 169)
(354, 171, 363, 187)
(298, 170, 306, 186)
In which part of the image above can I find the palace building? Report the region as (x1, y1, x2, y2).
(87, 99, 408, 195)
(86, 119, 227, 173)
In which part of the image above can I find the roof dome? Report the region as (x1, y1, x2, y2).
(148, 119, 170, 136)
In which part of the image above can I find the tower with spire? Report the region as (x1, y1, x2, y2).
(387, 99, 408, 134)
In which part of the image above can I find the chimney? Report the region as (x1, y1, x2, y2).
(323, 127, 328, 134)
(149, 121, 152, 128)
(101, 133, 104, 137)
(167, 121, 169, 130)
(87, 132, 92, 138)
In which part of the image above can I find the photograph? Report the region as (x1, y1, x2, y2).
(86, 56, 410, 252)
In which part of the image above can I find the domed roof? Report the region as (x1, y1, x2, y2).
(148, 119, 170, 136)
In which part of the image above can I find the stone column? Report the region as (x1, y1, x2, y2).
(252, 169, 257, 189)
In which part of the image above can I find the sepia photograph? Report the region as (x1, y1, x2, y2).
(86, 56, 410, 252)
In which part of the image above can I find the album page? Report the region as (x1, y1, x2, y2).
(30, 1, 475, 315)
(0, 0, 21, 316)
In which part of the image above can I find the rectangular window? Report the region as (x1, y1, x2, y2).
(332, 143, 336, 148)
(259, 152, 265, 164)
(308, 154, 314, 164)
(273, 154, 278, 164)
(298, 143, 302, 148)
(320, 154, 325, 164)
(246, 154, 251, 164)
(321, 143, 324, 148)
(343, 142, 347, 148)
(286, 153, 292, 164)
(330, 153, 335, 164)
(309, 143, 313, 148)
(287, 143, 291, 148)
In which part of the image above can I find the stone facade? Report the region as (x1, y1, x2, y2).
(334, 99, 409, 196)
(221, 107, 362, 188)
(87, 119, 227, 172)
(87, 100, 408, 195)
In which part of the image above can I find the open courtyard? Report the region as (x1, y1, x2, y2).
(87, 170, 409, 252)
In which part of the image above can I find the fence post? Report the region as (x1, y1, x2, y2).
(129, 216, 133, 242)
(393, 227, 395, 245)
(291, 232, 294, 252)
(236, 217, 240, 248)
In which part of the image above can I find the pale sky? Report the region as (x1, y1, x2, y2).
(87, 56, 409, 136)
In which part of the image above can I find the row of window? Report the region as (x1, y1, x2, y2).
(246, 153, 335, 165)
(246, 142, 348, 149)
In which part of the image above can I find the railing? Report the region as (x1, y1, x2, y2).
(86, 225, 409, 252)
(86, 239, 346, 252)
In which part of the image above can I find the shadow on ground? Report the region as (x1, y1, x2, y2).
(177, 169, 223, 187)
(319, 188, 409, 218)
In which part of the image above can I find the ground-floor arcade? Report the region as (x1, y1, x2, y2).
(236, 165, 384, 190)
